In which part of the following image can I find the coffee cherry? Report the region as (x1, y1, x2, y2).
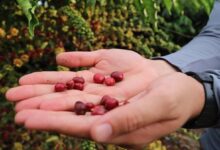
(111, 71, 124, 82)
(66, 80, 75, 89)
(93, 73, 105, 84)
(91, 105, 107, 115)
(104, 98, 119, 110)
(100, 95, 111, 105)
(74, 101, 87, 115)
(54, 83, 66, 92)
(105, 77, 115, 86)
(85, 102, 95, 111)
(73, 77, 85, 84)
(74, 83, 84, 91)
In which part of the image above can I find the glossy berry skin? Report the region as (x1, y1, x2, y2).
(100, 95, 111, 105)
(85, 102, 95, 111)
(111, 71, 124, 82)
(66, 80, 75, 89)
(74, 101, 87, 115)
(91, 105, 107, 115)
(105, 98, 119, 110)
(73, 77, 85, 84)
(105, 77, 115, 86)
(74, 83, 84, 91)
(54, 83, 66, 92)
(93, 73, 105, 84)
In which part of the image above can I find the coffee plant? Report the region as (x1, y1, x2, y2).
(0, 0, 214, 149)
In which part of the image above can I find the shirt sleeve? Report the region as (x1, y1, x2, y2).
(199, 70, 220, 150)
(206, 70, 220, 119)
(157, 1, 220, 73)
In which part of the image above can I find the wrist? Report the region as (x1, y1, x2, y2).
(184, 72, 218, 128)
(149, 59, 178, 76)
(187, 75, 205, 119)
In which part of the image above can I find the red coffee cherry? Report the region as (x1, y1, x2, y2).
(100, 95, 112, 105)
(111, 71, 124, 82)
(66, 80, 75, 89)
(74, 83, 84, 91)
(104, 98, 119, 110)
(93, 73, 105, 84)
(85, 102, 95, 111)
(73, 77, 85, 84)
(104, 77, 115, 86)
(74, 101, 87, 115)
(91, 105, 107, 115)
(54, 83, 66, 92)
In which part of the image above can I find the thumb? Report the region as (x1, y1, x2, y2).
(90, 92, 166, 142)
(56, 50, 104, 67)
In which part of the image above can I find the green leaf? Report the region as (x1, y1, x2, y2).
(163, 0, 172, 15)
(199, 0, 212, 14)
(142, 0, 156, 22)
(134, 0, 142, 13)
(134, 0, 156, 23)
(173, 0, 184, 15)
(86, 0, 97, 11)
(16, 0, 39, 38)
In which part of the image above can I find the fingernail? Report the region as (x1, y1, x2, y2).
(94, 123, 112, 142)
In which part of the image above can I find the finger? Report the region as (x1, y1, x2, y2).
(90, 91, 172, 143)
(19, 70, 93, 85)
(7, 80, 127, 102)
(15, 109, 100, 137)
(6, 84, 54, 101)
(106, 120, 179, 146)
(56, 50, 104, 67)
(15, 91, 101, 112)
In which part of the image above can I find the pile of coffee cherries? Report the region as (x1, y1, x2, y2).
(74, 95, 121, 115)
(54, 71, 126, 115)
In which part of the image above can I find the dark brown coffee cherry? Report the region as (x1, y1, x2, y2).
(111, 71, 124, 82)
(74, 101, 87, 115)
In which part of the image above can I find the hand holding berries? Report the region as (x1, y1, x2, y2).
(73, 95, 122, 116)
(55, 71, 124, 92)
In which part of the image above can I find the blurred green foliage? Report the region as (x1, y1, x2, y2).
(0, 0, 214, 149)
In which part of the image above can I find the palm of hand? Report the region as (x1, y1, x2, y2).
(6, 49, 161, 145)
(87, 49, 159, 99)
(7, 49, 159, 112)
(6, 49, 183, 149)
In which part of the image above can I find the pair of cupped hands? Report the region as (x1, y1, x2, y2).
(6, 49, 205, 149)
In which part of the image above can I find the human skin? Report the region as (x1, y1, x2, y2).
(6, 49, 175, 111)
(6, 49, 204, 149)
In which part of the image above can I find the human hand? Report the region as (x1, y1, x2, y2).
(87, 72, 205, 148)
(11, 72, 205, 150)
(6, 49, 176, 112)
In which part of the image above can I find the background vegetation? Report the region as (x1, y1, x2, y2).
(0, 0, 214, 149)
